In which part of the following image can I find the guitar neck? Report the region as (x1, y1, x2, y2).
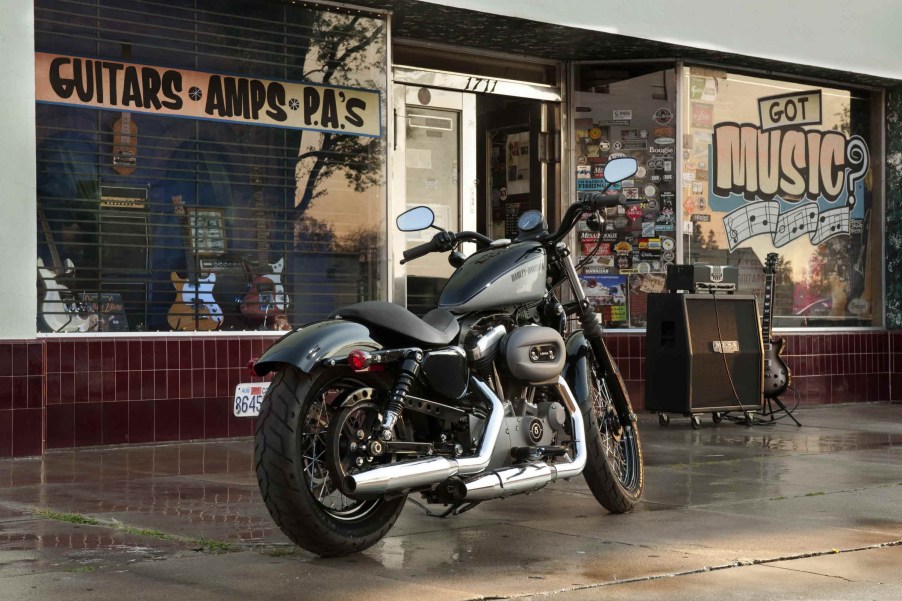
(762, 271, 774, 344)
(255, 189, 268, 266)
(37, 207, 64, 273)
(251, 168, 270, 268)
(172, 195, 197, 280)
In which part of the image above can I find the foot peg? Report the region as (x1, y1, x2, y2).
(511, 446, 568, 461)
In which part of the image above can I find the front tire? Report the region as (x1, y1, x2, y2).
(582, 359, 644, 513)
(254, 366, 406, 557)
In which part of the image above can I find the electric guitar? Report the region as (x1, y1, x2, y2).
(112, 111, 137, 176)
(167, 195, 223, 331)
(239, 168, 289, 330)
(36, 207, 97, 333)
(762, 252, 790, 398)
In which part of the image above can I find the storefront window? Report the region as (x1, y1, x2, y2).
(681, 67, 882, 327)
(34, 0, 387, 333)
(573, 65, 677, 328)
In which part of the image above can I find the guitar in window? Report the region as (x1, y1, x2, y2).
(36, 206, 97, 332)
(238, 168, 289, 330)
(167, 195, 223, 331)
(762, 252, 790, 398)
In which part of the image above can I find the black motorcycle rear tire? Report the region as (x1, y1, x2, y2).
(254, 366, 406, 557)
(582, 365, 644, 513)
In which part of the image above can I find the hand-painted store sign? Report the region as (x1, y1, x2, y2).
(712, 89, 870, 250)
(35, 53, 381, 137)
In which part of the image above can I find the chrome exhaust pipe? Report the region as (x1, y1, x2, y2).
(343, 377, 505, 496)
(461, 377, 587, 501)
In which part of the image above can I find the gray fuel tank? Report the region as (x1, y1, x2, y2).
(438, 242, 546, 313)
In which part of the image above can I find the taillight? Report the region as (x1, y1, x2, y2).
(347, 350, 372, 371)
(246, 358, 258, 377)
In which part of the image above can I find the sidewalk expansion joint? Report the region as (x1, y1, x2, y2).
(461, 539, 902, 601)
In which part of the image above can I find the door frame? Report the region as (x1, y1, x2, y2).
(389, 84, 476, 306)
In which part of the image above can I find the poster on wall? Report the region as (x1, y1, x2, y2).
(579, 274, 628, 326)
(628, 272, 666, 328)
(506, 132, 530, 195)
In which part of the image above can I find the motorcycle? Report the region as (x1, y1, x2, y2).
(249, 157, 644, 557)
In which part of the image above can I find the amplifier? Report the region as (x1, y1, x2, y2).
(694, 264, 739, 290)
(645, 293, 763, 415)
(666, 264, 739, 293)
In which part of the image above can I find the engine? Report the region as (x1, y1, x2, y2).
(462, 319, 570, 471)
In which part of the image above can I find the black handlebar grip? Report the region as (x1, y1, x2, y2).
(577, 191, 623, 209)
(401, 239, 439, 263)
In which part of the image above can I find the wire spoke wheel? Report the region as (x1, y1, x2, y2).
(255, 367, 407, 557)
(582, 352, 644, 513)
(301, 384, 382, 521)
(591, 371, 641, 493)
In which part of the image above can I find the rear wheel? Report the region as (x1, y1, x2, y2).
(254, 366, 406, 557)
(582, 358, 644, 513)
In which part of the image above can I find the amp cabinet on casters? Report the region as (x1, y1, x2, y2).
(644, 293, 763, 429)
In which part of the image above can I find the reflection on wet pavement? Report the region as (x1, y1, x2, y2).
(0, 403, 899, 598)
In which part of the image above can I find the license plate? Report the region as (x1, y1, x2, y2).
(233, 382, 271, 417)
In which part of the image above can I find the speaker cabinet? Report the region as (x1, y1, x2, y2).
(99, 210, 148, 273)
(645, 293, 763, 414)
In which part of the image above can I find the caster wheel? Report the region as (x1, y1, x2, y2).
(743, 412, 753, 427)
(658, 413, 670, 427)
(690, 415, 702, 430)
(712, 412, 723, 424)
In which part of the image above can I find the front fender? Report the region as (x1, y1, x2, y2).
(253, 319, 382, 376)
(564, 330, 592, 414)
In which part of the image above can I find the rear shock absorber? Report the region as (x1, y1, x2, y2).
(380, 351, 422, 440)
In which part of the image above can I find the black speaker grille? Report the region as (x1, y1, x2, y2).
(646, 294, 763, 413)
(99, 211, 149, 272)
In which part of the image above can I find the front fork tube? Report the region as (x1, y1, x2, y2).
(559, 245, 636, 426)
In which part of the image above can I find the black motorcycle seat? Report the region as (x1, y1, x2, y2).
(330, 301, 460, 347)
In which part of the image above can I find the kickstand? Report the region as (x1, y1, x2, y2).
(408, 497, 480, 518)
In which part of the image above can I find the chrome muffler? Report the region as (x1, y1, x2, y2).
(459, 377, 587, 501)
(342, 377, 504, 496)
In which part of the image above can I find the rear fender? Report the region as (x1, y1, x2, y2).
(253, 319, 382, 376)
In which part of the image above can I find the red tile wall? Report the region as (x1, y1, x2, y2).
(607, 331, 895, 411)
(0, 331, 898, 458)
(0, 341, 45, 457)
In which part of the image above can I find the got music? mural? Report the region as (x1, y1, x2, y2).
(712, 90, 870, 252)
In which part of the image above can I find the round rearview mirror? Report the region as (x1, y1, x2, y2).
(396, 206, 435, 232)
(603, 157, 639, 183)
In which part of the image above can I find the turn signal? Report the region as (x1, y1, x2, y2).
(347, 350, 372, 371)
(246, 358, 258, 377)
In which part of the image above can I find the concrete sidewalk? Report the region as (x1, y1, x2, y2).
(0, 403, 900, 600)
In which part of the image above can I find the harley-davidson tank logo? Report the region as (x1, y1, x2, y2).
(510, 263, 541, 283)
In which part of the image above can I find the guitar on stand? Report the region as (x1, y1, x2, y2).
(36, 207, 97, 333)
(238, 168, 290, 331)
(167, 195, 223, 331)
(761, 252, 801, 426)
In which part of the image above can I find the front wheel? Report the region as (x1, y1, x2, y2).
(582, 358, 644, 513)
(254, 366, 406, 557)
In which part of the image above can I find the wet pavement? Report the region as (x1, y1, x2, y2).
(0, 403, 900, 600)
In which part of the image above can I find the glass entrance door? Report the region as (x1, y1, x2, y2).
(392, 86, 476, 314)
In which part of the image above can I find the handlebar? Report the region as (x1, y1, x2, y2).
(401, 230, 494, 264)
(544, 192, 626, 244)
(401, 192, 624, 263)
(577, 191, 627, 210)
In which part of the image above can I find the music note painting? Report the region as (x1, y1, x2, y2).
(723, 200, 853, 250)
(723, 200, 779, 251)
